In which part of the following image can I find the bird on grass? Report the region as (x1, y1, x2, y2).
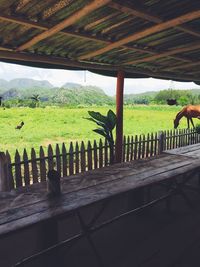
(15, 121, 24, 130)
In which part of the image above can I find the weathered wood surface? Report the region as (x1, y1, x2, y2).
(165, 143, 200, 158)
(0, 152, 200, 238)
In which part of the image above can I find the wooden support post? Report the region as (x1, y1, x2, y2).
(0, 152, 9, 191)
(115, 70, 125, 163)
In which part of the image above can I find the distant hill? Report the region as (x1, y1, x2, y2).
(0, 78, 114, 105)
(62, 82, 82, 89)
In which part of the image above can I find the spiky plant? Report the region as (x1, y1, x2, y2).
(85, 109, 116, 164)
(31, 94, 40, 107)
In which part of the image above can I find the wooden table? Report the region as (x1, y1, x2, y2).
(1, 148, 200, 266)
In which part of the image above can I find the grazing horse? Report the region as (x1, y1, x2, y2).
(174, 105, 200, 129)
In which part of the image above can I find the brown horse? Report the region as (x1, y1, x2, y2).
(174, 105, 200, 129)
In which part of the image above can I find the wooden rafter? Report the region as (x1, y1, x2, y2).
(124, 41, 200, 65)
(109, 2, 200, 38)
(101, 17, 133, 34)
(0, 13, 156, 55)
(84, 11, 119, 31)
(1, 50, 199, 82)
(164, 61, 200, 71)
(17, 0, 112, 51)
(15, 0, 31, 12)
(79, 9, 200, 60)
(42, 0, 73, 19)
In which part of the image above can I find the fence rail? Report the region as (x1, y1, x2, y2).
(1, 128, 199, 191)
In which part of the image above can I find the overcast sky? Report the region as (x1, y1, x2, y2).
(0, 62, 200, 96)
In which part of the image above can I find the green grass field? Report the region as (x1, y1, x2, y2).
(0, 105, 194, 158)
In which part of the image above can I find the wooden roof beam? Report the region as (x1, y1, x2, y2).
(1, 50, 199, 82)
(42, 0, 73, 20)
(79, 9, 200, 60)
(124, 41, 200, 65)
(0, 13, 156, 55)
(164, 61, 200, 71)
(109, 2, 200, 38)
(14, 0, 32, 12)
(17, 0, 112, 51)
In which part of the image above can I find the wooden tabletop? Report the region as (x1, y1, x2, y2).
(0, 150, 200, 237)
(165, 143, 200, 158)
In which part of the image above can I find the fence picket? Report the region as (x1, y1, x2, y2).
(48, 144, 54, 172)
(4, 129, 200, 191)
(69, 142, 74, 175)
(130, 136, 134, 161)
(62, 143, 67, 176)
(146, 134, 150, 158)
(123, 136, 126, 162)
(15, 150, 22, 188)
(75, 142, 80, 174)
(134, 135, 138, 160)
(39, 146, 46, 182)
(150, 133, 154, 157)
(23, 149, 30, 185)
(81, 141, 86, 172)
(93, 140, 98, 169)
(99, 139, 103, 168)
(87, 141, 93, 170)
(31, 148, 38, 183)
(6, 151, 14, 190)
(56, 144, 61, 176)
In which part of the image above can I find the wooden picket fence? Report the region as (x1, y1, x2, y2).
(2, 128, 200, 191)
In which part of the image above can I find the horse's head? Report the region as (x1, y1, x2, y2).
(174, 119, 179, 129)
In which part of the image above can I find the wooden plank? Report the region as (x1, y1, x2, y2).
(134, 135, 138, 160)
(154, 132, 158, 155)
(93, 140, 98, 169)
(1, 50, 199, 83)
(55, 144, 61, 176)
(138, 135, 142, 159)
(39, 146, 46, 182)
(15, 150, 22, 188)
(146, 134, 150, 158)
(103, 139, 108, 166)
(126, 136, 130, 162)
(75, 142, 80, 174)
(0, 153, 199, 237)
(62, 143, 67, 176)
(17, 0, 112, 51)
(69, 142, 74, 176)
(42, 0, 73, 19)
(87, 141, 93, 170)
(123, 136, 126, 162)
(31, 148, 38, 184)
(47, 145, 54, 172)
(79, 10, 200, 60)
(23, 149, 30, 186)
(81, 141, 86, 172)
(150, 133, 154, 157)
(142, 135, 146, 158)
(5, 151, 14, 190)
(99, 139, 103, 168)
(130, 136, 134, 161)
(125, 41, 200, 65)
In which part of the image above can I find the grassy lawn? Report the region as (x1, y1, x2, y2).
(0, 105, 193, 158)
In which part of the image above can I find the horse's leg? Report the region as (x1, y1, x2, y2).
(190, 118, 195, 128)
(187, 118, 190, 129)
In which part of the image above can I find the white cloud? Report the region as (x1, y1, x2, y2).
(0, 62, 200, 95)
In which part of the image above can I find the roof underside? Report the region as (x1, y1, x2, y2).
(0, 0, 200, 83)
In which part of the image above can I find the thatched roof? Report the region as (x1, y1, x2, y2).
(0, 0, 200, 83)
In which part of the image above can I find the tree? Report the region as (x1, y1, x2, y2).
(31, 94, 40, 107)
(85, 110, 116, 164)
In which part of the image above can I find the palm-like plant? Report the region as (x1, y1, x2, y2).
(85, 109, 116, 164)
(31, 94, 40, 107)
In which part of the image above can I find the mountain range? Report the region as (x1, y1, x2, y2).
(1, 78, 200, 106)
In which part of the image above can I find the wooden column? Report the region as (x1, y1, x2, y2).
(115, 70, 125, 163)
